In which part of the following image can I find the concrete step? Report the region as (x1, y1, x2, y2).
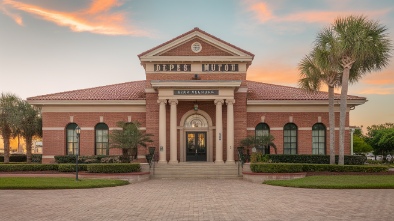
(151, 162, 242, 179)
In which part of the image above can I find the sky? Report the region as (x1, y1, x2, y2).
(0, 0, 393, 131)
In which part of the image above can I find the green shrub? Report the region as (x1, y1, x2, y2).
(87, 163, 141, 173)
(100, 156, 122, 163)
(0, 154, 42, 163)
(54, 155, 78, 163)
(0, 164, 58, 172)
(250, 163, 388, 173)
(251, 163, 303, 173)
(54, 155, 120, 164)
(250, 153, 366, 165)
(32, 154, 42, 163)
(57, 164, 88, 172)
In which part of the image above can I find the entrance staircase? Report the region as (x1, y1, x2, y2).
(151, 162, 241, 179)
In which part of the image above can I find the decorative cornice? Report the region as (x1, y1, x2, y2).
(151, 80, 241, 88)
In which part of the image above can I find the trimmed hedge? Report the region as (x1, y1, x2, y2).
(0, 154, 42, 163)
(0, 164, 58, 172)
(0, 163, 141, 173)
(54, 155, 120, 164)
(250, 163, 389, 173)
(250, 153, 367, 165)
(58, 164, 88, 172)
(87, 163, 141, 173)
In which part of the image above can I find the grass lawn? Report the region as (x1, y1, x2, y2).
(0, 177, 129, 189)
(263, 175, 394, 189)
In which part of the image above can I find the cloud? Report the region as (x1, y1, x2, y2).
(0, 3, 23, 25)
(357, 87, 394, 95)
(246, 61, 299, 86)
(244, 0, 391, 25)
(361, 69, 394, 86)
(1, 0, 150, 36)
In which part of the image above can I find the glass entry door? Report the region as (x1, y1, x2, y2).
(186, 132, 207, 161)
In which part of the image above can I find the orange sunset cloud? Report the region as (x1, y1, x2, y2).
(1, 0, 149, 36)
(245, 0, 390, 24)
(357, 87, 394, 95)
(246, 62, 300, 85)
(361, 69, 394, 85)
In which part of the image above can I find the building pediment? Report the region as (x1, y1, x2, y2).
(138, 27, 254, 63)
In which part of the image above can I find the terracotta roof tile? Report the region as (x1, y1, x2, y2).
(138, 27, 255, 58)
(27, 81, 146, 101)
(27, 79, 365, 102)
(246, 80, 365, 100)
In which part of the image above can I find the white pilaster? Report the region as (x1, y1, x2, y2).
(226, 99, 235, 163)
(169, 99, 178, 164)
(214, 99, 224, 163)
(158, 99, 167, 163)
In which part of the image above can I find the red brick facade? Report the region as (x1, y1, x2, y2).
(29, 28, 363, 163)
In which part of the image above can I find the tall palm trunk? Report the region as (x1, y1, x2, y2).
(25, 137, 33, 163)
(339, 67, 351, 165)
(328, 86, 336, 165)
(2, 128, 11, 163)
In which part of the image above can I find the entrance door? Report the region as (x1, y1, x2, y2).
(186, 132, 207, 161)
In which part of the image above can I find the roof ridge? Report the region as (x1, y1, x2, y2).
(138, 27, 255, 58)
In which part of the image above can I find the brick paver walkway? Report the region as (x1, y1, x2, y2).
(1, 179, 393, 221)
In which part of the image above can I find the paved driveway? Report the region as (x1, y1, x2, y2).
(1, 179, 393, 221)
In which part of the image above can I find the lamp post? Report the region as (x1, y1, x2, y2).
(75, 125, 81, 181)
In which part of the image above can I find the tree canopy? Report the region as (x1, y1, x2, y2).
(109, 121, 153, 162)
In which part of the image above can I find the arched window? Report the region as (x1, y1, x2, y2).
(283, 123, 297, 154)
(255, 123, 270, 137)
(255, 123, 270, 154)
(95, 123, 109, 155)
(312, 123, 326, 155)
(66, 123, 78, 155)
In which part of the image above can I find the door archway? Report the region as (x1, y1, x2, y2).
(179, 110, 213, 162)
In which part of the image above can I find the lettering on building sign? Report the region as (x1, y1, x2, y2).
(174, 90, 219, 95)
(154, 64, 191, 72)
(202, 64, 238, 72)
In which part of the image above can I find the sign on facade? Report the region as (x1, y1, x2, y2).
(154, 64, 191, 72)
(174, 90, 219, 95)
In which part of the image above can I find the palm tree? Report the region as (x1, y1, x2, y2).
(316, 15, 392, 165)
(0, 93, 21, 163)
(110, 121, 153, 163)
(299, 46, 343, 164)
(15, 100, 42, 163)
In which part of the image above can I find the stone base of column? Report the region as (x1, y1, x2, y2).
(168, 160, 178, 164)
(226, 160, 235, 164)
(215, 160, 224, 164)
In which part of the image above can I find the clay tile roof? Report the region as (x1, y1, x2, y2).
(138, 27, 255, 58)
(27, 80, 146, 101)
(246, 80, 366, 100)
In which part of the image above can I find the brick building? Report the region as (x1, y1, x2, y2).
(27, 28, 366, 164)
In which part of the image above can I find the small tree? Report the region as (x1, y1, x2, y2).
(109, 121, 153, 163)
(15, 100, 42, 163)
(0, 93, 21, 163)
(240, 134, 277, 154)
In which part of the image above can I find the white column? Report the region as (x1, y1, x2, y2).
(169, 99, 178, 164)
(226, 99, 235, 163)
(157, 99, 167, 163)
(215, 99, 224, 163)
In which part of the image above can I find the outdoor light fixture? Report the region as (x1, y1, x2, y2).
(75, 125, 81, 181)
(194, 101, 198, 111)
